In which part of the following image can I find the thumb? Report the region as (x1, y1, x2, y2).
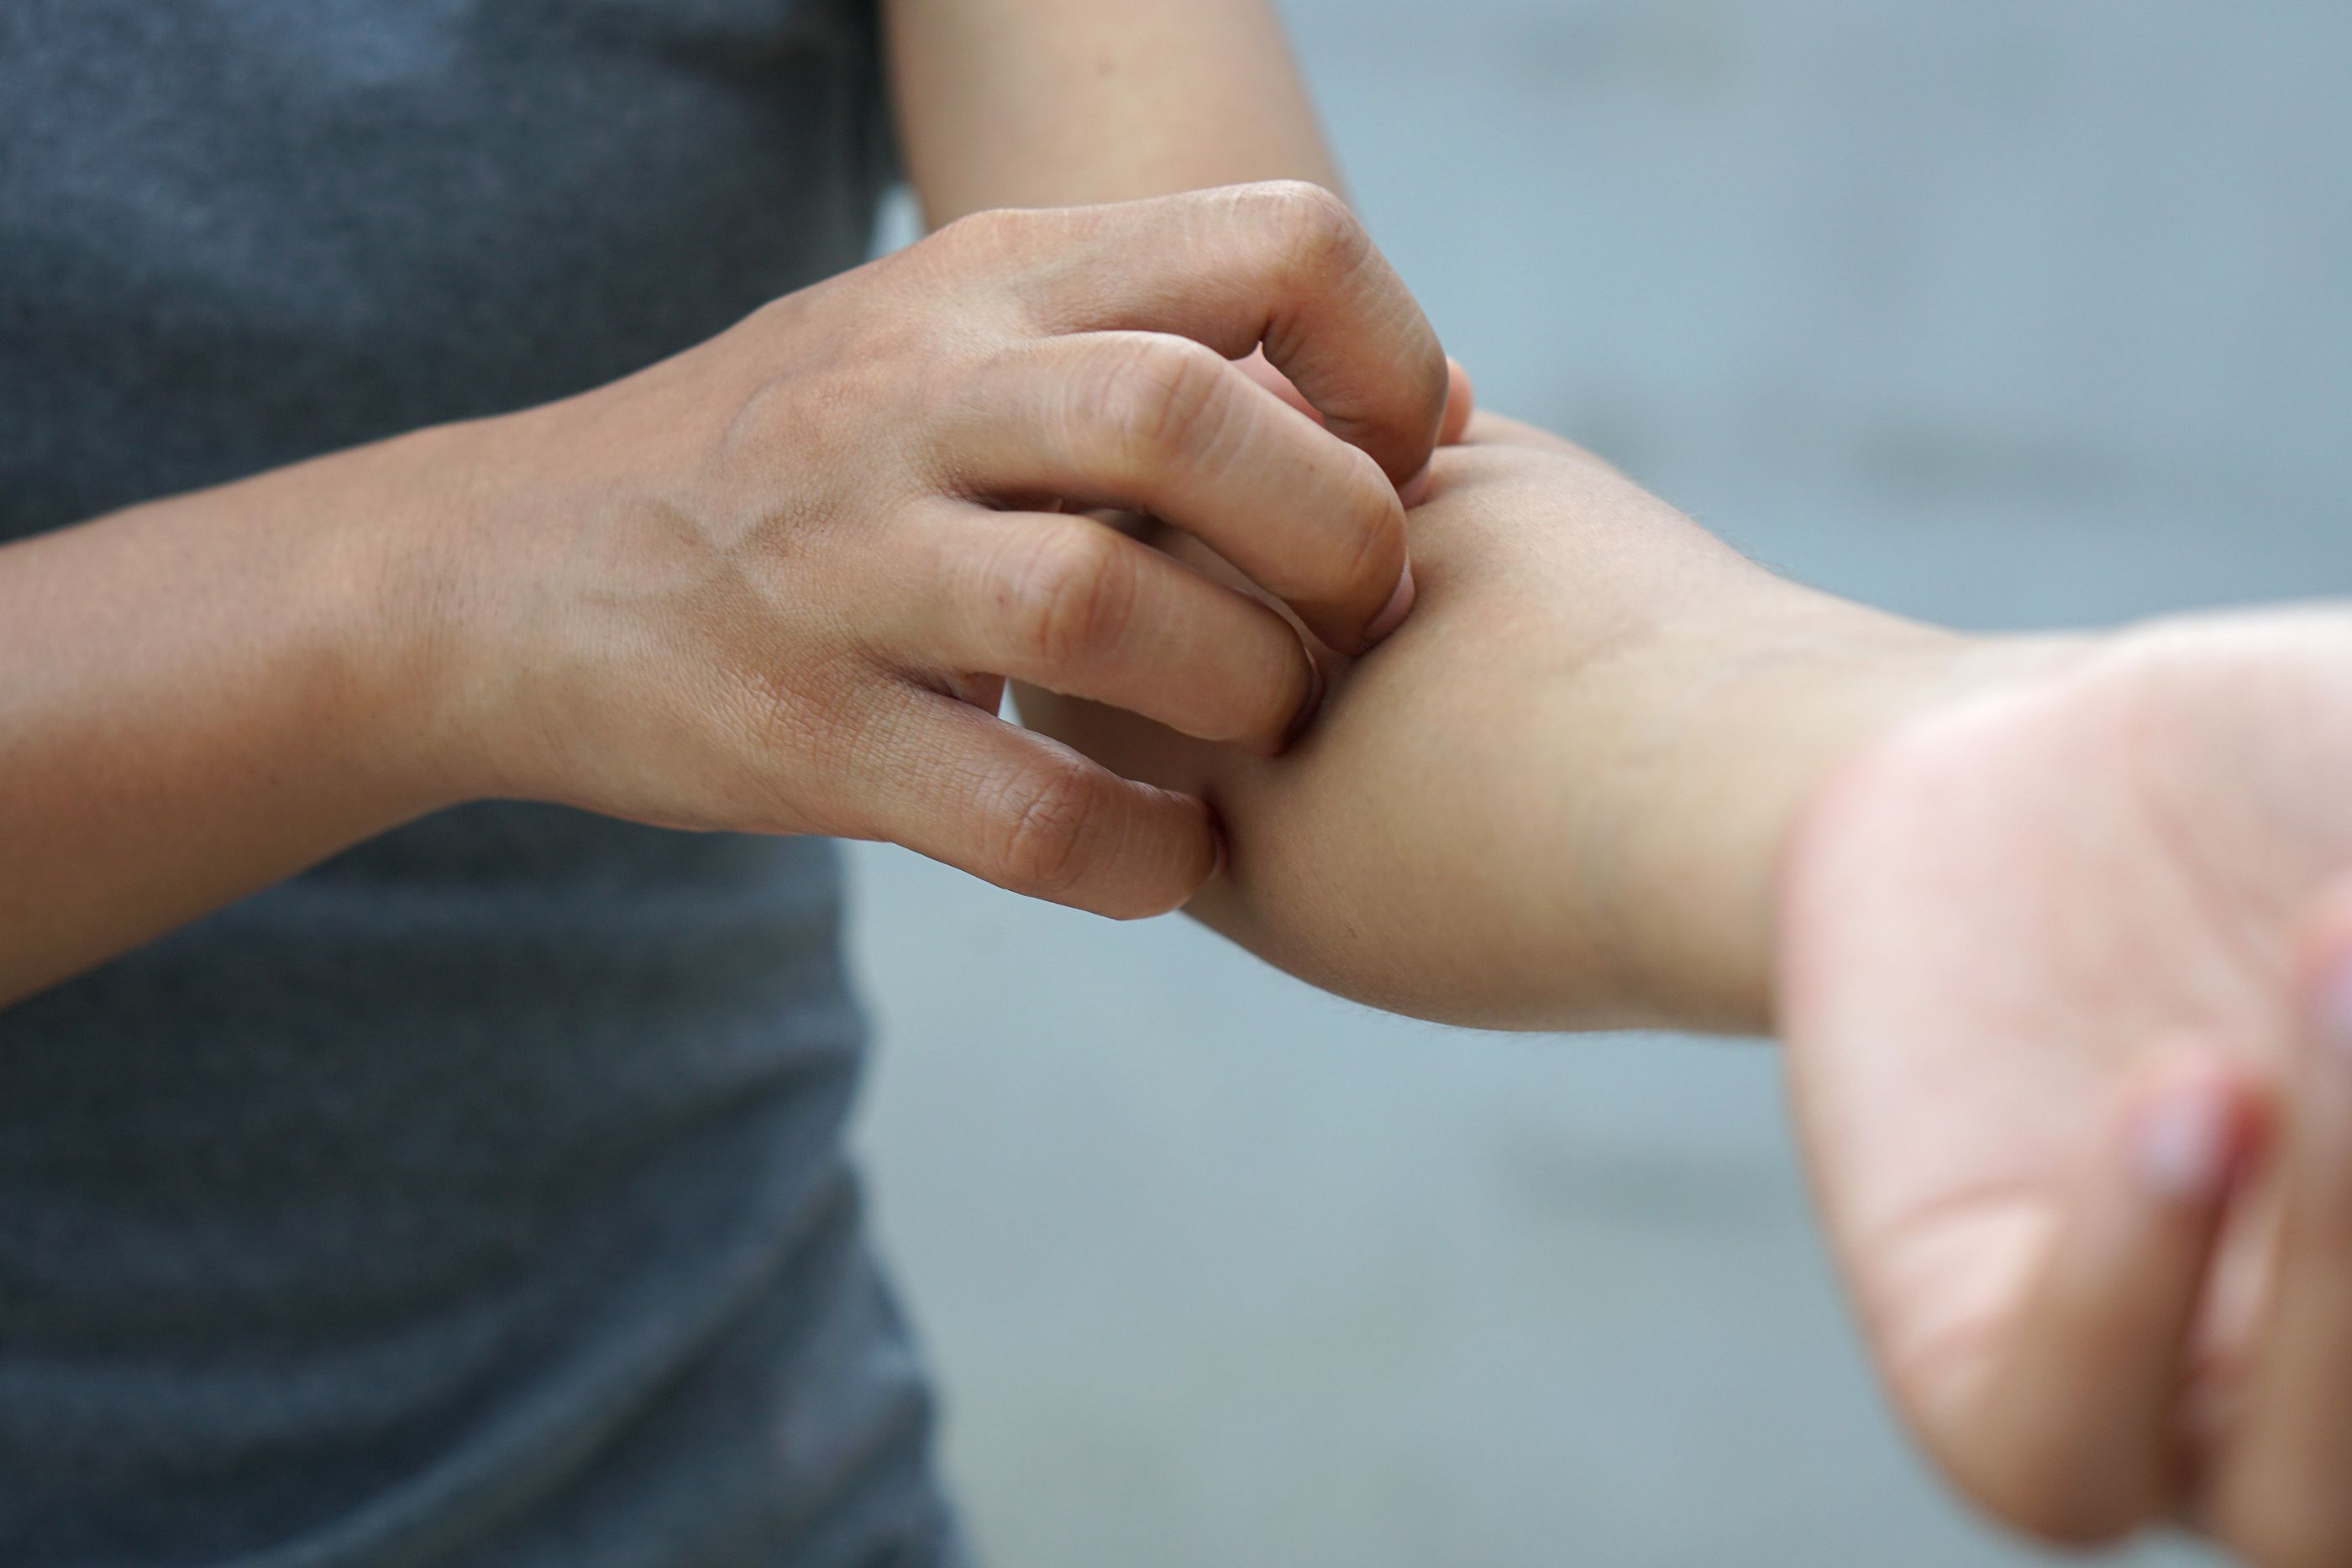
(1923, 1049, 2258, 1546)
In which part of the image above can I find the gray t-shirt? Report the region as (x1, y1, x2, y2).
(0, 3, 963, 1564)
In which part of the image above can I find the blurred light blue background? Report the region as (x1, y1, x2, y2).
(848, 3, 2351, 1563)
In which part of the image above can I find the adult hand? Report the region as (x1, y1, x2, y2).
(399, 182, 1450, 915)
(1782, 611, 2352, 1565)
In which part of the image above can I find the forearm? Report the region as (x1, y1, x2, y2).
(1020, 420, 2080, 1033)
(3, 187, 1459, 1006)
(885, 0, 1341, 223)
(1469, 541, 2081, 1032)
(1503, 579, 1994, 1030)
(0, 433, 461, 1006)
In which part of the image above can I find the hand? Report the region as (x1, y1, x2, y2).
(1027, 407, 2352, 1557)
(1780, 611, 2352, 1564)
(396, 182, 1449, 916)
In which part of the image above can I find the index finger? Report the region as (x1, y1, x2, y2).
(986, 182, 1451, 488)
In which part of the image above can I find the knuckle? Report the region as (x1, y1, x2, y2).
(994, 527, 1137, 669)
(909, 353, 969, 434)
(1091, 337, 1236, 470)
(926, 204, 1028, 263)
(984, 754, 1101, 898)
(1246, 180, 1372, 285)
(1331, 462, 1407, 597)
(718, 661, 862, 834)
(907, 353, 996, 477)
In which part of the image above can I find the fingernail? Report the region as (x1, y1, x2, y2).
(1362, 563, 1417, 647)
(1282, 655, 1326, 750)
(2133, 1085, 2235, 1202)
(1208, 822, 1229, 882)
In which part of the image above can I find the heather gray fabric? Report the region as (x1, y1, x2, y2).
(0, 3, 964, 1564)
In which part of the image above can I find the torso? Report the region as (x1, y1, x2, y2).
(0, 4, 957, 1562)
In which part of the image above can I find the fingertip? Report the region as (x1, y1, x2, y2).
(1935, 1058, 2247, 1545)
(1338, 345, 1452, 489)
(1439, 358, 1476, 445)
(2125, 1063, 2259, 1208)
(1080, 784, 1221, 921)
(1278, 646, 1327, 753)
(2040, 1056, 2250, 1345)
(1361, 560, 1417, 648)
(1169, 789, 1224, 911)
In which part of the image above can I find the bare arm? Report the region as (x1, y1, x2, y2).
(1025, 410, 2352, 1565)
(900, 11, 2352, 1559)
(0, 183, 1447, 1008)
(0, 439, 465, 1006)
(885, 3, 1902, 1031)
(886, 0, 1342, 223)
(1019, 414, 2023, 1031)
(3, 0, 1421, 1009)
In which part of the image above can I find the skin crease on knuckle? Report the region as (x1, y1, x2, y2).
(1241, 181, 1446, 472)
(921, 202, 1035, 270)
(1077, 334, 1400, 637)
(995, 526, 1137, 673)
(1245, 180, 1370, 297)
(1091, 336, 1240, 484)
(636, 656, 848, 838)
(982, 752, 1103, 901)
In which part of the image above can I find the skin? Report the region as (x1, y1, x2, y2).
(1026, 416, 2352, 1565)
(0, 183, 1451, 1006)
(1784, 616, 2352, 1561)
(2, 0, 1452, 1010)
(885, 0, 1337, 224)
(14, 0, 2349, 1555)
(1020, 414, 2018, 1031)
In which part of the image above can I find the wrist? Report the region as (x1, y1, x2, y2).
(1583, 593, 2081, 1034)
(320, 417, 520, 815)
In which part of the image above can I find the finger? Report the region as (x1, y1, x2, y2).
(842, 686, 1221, 919)
(1234, 347, 1320, 423)
(936, 332, 1412, 653)
(1398, 361, 1478, 509)
(979, 181, 1450, 486)
(1930, 1054, 2253, 1547)
(1438, 359, 1477, 447)
(2213, 882, 2352, 1568)
(1237, 351, 1473, 456)
(905, 508, 1320, 755)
